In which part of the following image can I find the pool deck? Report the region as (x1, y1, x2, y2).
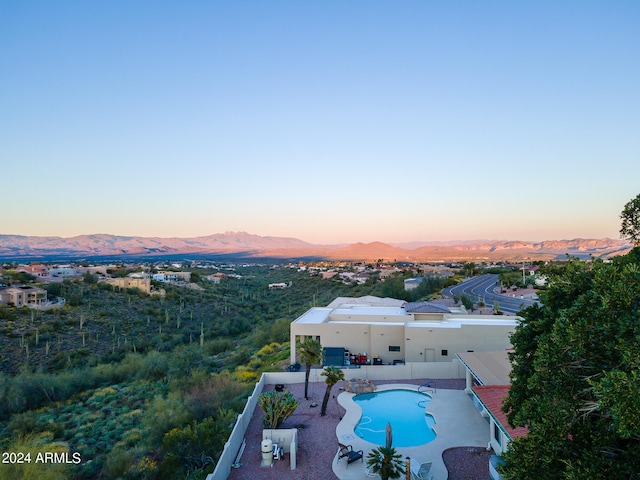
(333, 384, 490, 480)
(226, 379, 491, 480)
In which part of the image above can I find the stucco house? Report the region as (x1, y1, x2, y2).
(105, 275, 151, 294)
(152, 271, 192, 283)
(290, 296, 520, 366)
(0, 285, 48, 307)
(16, 264, 49, 277)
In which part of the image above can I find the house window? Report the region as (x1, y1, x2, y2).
(441, 349, 448, 356)
(494, 423, 502, 446)
(388, 346, 401, 352)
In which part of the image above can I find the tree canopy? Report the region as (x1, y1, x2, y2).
(502, 249, 640, 479)
(620, 193, 640, 246)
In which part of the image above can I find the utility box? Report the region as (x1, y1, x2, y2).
(323, 347, 345, 366)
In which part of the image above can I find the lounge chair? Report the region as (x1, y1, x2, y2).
(409, 458, 432, 480)
(338, 442, 363, 467)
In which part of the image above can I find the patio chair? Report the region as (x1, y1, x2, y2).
(338, 442, 363, 467)
(409, 458, 432, 480)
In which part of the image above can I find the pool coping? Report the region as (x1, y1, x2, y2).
(333, 384, 491, 480)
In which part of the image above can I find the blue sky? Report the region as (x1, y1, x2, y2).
(1, 1, 639, 244)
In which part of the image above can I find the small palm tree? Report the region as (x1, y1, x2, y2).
(298, 338, 322, 399)
(319, 365, 344, 416)
(366, 446, 406, 480)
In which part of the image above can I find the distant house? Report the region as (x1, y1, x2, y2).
(0, 285, 47, 307)
(268, 283, 288, 290)
(420, 266, 456, 278)
(339, 272, 356, 282)
(378, 267, 401, 279)
(404, 277, 424, 291)
(321, 271, 338, 279)
(77, 265, 108, 276)
(353, 273, 370, 284)
(16, 264, 49, 277)
(204, 272, 227, 284)
(533, 275, 547, 286)
(153, 271, 191, 283)
(106, 275, 151, 294)
(48, 266, 79, 278)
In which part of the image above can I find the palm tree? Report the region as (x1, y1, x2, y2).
(319, 365, 344, 416)
(298, 338, 322, 399)
(366, 446, 406, 480)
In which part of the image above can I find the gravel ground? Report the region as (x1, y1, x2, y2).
(227, 378, 491, 480)
(442, 446, 492, 480)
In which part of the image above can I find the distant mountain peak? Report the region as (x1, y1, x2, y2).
(0, 233, 632, 262)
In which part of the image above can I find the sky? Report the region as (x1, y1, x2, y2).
(1, 1, 639, 244)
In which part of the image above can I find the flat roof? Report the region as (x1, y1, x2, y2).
(293, 307, 333, 324)
(293, 307, 521, 329)
(326, 296, 405, 308)
(457, 351, 512, 385)
(330, 305, 407, 317)
(407, 316, 519, 329)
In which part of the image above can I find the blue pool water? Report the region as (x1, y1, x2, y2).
(353, 389, 436, 447)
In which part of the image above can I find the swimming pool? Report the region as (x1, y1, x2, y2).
(353, 389, 436, 447)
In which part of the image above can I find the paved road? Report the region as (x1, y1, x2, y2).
(443, 273, 541, 315)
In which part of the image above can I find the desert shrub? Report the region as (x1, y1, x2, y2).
(461, 294, 474, 310)
(105, 447, 135, 478)
(0, 305, 16, 320)
(204, 338, 232, 355)
(5, 410, 42, 437)
(269, 317, 291, 343)
(0, 372, 27, 418)
(159, 413, 235, 477)
(67, 294, 82, 307)
(143, 392, 191, 445)
(185, 372, 248, 420)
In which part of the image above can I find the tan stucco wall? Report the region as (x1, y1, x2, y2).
(291, 321, 515, 365)
(404, 324, 515, 362)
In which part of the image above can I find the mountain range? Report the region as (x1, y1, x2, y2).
(0, 232, 632, 262)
